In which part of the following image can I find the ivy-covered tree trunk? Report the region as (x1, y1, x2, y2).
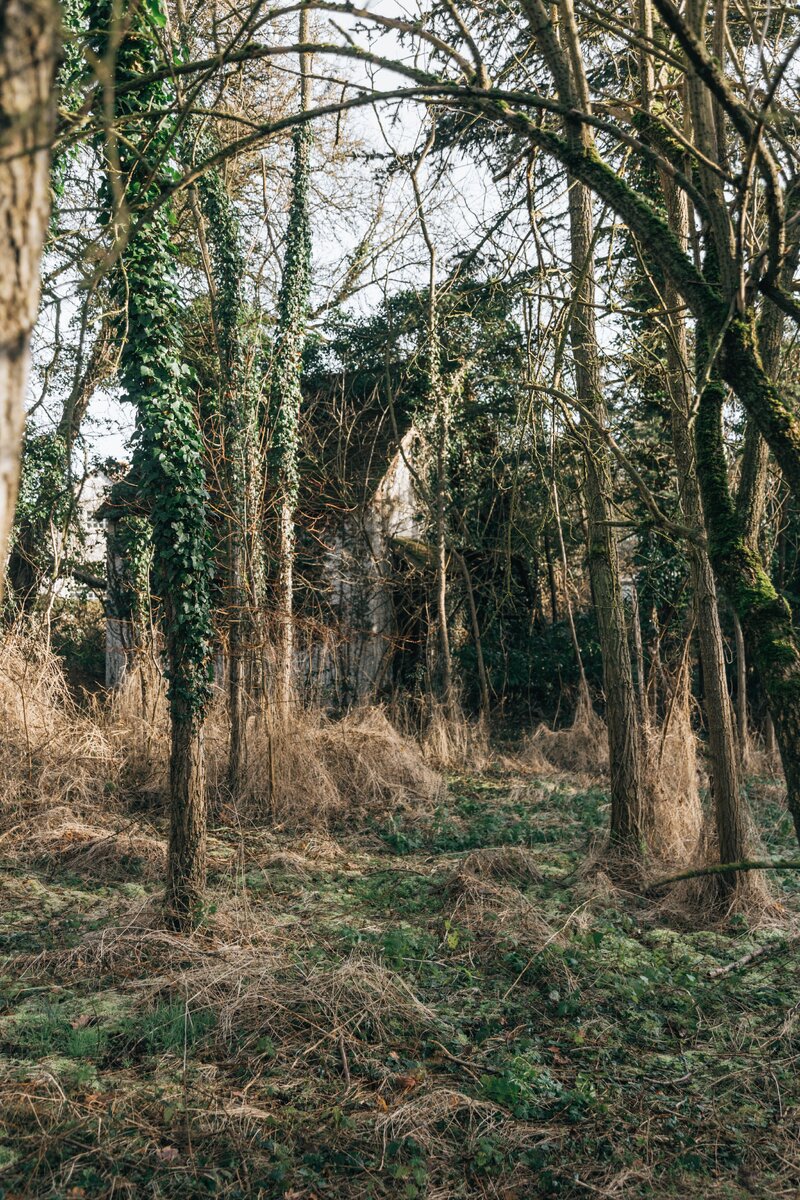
(733, 280, 795, 762)
(170, 0, 257, 793)
(268, 20, 312, 717)
(194, 164, 257, 792)
(0, 0, 59, 602)
(92, 0, 214, 930)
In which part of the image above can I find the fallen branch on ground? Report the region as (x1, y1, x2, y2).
(708, 937, 798, 978)
(651, 860, 800, 889)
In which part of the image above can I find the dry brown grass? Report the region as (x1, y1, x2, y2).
(239, 704, 444, 829)
(420, 702, 491, 771)
(642, 668, 703, 867)
(523, 694, 608, 777)
(2, 806, 168, 878)
(651, 822, 778, 924)
(441, 860, 561, 957)
(0, 629, 118, 829)
(457, 845, 544, 887)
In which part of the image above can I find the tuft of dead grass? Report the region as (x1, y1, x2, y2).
(650, 819, 778, 925)
(642, 667, 703, 867)
(420, 702, 491, 771)
(523, 694, 608, 777)
(376, 1087, 508, 1151)
(239, 705, 444, 830)
(457, 845, 544, 887)
(441, 863, 560, 955)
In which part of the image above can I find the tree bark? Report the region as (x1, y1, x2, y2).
(642, 1, 751, 881)
(0, 0, 59, 601)
(568, 176, 646, 852)
(164, 703, 207, 930)
(695, 373, 800, 845)
(270, 12, 312, 718)
(658, 232, 750, 879)
(456, 550, 490, 718)
(519, 0, 645, 852)
(732, 613, 750, 770)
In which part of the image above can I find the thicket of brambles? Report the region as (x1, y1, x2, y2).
(3, 0, 800, 1195)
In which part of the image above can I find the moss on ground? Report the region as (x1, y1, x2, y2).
(0, 773, 799, 1197)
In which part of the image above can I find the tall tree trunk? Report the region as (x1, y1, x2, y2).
(194, 169, 253, 794)
(641, 0, 751, 881)
(269, 15, 312, 718)
(433, 374, 453, 709)
(0, 0, 58, 601)
(410, 126, 454, 714)
(456, 550, 490, 718)
(568, 177, 646, 852)
(552, 442, 591, 712)
(695, 368, 800, 845)
(170, 0, 255, 792)
(93, 0, 214, 930)
(730, 212, 797, 777)
(660, 244, 750, 880)
(520, 0, 645, 854)
(630, 580, 648, 732)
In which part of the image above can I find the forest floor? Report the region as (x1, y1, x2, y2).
(1, 768, 800, 1199)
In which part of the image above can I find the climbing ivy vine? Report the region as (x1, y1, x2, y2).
(269, 120, 313, 519)
(89, 0, 213, 721)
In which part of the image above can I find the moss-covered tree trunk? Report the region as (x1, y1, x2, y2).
(653, 177, 750, 883)
(695, 369, 800, 844)
(664, 322, 747, 872)
(0, 0, 58, 602)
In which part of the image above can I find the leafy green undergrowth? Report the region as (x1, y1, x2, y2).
(1, 773, 799, 1197)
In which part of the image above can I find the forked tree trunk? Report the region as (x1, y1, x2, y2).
(520, 0, 646, 854)
(695, 368, 800, 846)
(0, 0, 59, 600)
(635, 0, 749, 881)
(660, 275, 750, 879)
